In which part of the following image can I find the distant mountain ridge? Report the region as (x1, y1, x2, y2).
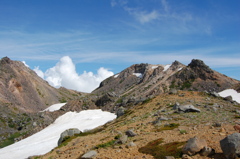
(92, 59, 239, 111)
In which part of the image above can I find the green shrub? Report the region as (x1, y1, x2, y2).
(95, 140, 115, 149)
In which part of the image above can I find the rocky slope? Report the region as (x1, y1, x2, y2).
(37, 91, 240, 159)
(0, 57, 83, 148)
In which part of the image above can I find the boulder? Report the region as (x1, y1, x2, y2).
(81, 150, 97, 159)
(220, 133, 240, 159)
(58, 128, 81, 146)
(165, 156, 175, 159)
(169, 88, 178, 94)
(125, 129, 137, 137)
(177, 105, 201, 113)
(116, 107, 125, 118)
(126, 141, 136, 148)
(115, 134, 128, 144)
(182, 136, 207, 156)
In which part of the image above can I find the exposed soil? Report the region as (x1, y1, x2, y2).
(36, 91, 240, 159)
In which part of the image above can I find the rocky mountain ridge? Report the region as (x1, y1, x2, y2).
(90, 59, 239, 112)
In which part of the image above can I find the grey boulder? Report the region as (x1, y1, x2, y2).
(220, 133, 240, 159)
(177, 104, 201, 113)
(182, 136, 207, 156)
(58, 128, 81, 146)
(81, 150, 97, 159)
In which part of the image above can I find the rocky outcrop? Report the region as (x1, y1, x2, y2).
(173, 104, 201, 113)
(220, 133, 240, 159)
(58, 128, 81, 146)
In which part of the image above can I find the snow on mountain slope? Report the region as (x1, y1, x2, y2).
(218, 89, 240, 103)
(0, 109, 116, 159)
(42, 103, 66, 112)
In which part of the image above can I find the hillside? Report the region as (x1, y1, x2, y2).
(0, 57, 83, 148)
(36, 90, 240, 159)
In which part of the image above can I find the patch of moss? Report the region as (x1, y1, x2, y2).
(94, 140, 116, 149)
(156, 123, 180, 131)
(142, 98, 152, 104)
(138, 138, 185, 159)
(0, 132, 25, 148)
(59, 97, 67, 103)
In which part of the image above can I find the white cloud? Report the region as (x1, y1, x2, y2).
(34, 56, 114, 93)
(161, 0, 169, 12)
(124, 7, 159, 24)
(111, 0, 117, 7)
(134, 10, 159, 24)
(33, 66, 45, 79)
(22, 61, 29, 67)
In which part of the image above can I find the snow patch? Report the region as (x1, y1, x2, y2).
(218, 89, 240, 104)
(0, 109, 116, 159)
(163, 64, 171, 72)
(114, 74, 119, 78)
(42, 103, 66, 112)
(151, 66, 158, 69)
(178, 67, 183, 71)
(133, 73, 143, 78)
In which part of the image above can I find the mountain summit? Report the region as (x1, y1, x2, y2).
(92, 59, 239, 110)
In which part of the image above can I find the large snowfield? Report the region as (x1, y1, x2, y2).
(218, 89, 240, 104)
(0, 109, 116, 159)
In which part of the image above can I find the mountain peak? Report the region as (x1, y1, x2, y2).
(0, 56, 11, 64)
(188, 59, 213, 73)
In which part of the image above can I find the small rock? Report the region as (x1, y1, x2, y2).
(173, 102, 180, 110)
(165, 156, 175, 159)
(126, 141, 136, 148)
(213, 123, 221, 127)
(220, 133, 226, 136)
(182, 154, 192, 159)
(169, 88, 178, 94)
(199, 146, 215, 156)
(81, 150, 97, 159)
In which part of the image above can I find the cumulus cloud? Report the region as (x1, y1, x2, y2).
(34, 56, 114, 93)
(33, 66, 45, 79)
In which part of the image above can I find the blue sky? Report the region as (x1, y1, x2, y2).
(0, 0, 239, 91)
